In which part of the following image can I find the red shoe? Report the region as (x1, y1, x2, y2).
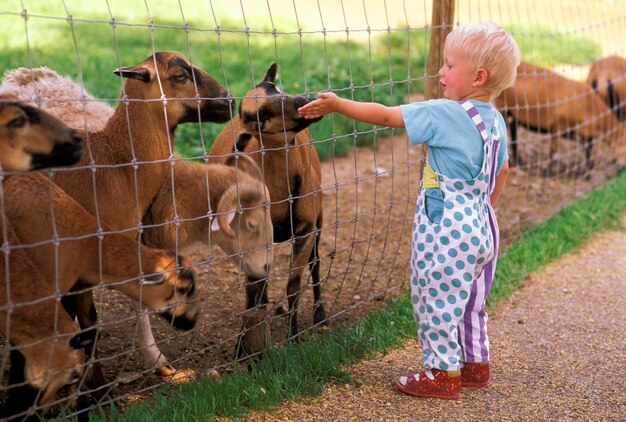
(396, 369, 461, 399)
(460, 362, 490, 387)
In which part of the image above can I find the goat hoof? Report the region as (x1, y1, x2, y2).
(313, 305, 327, 326)
(155, 364, 177, 377)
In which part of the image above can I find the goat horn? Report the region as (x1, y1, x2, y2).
(216, 185, 239, 238)
(216, 181, 265, 238)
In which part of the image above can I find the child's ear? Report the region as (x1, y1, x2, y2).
(473, 68, 489, 87)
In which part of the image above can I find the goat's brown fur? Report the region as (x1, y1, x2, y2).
(209, 63, 325, 351)
(0, 101, 87, 417)
(50, 51, 234, 232)
(138, 155, 273, 369)
(3, 172, 200, 329)
(0, 227, 87, 417)
(495, 62, 625, 175)
(2, 53, 232, 378)
(587, 55, 626, 122)
(2, 172, 200, 405)
(0, 93, 83, 172)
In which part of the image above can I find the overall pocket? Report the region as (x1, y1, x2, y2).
(424, 188, 444, 224)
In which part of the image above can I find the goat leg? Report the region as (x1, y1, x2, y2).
(61, 287, 111, 404)
(132, 300, 177, 376)
(310, 235, 327, 327)
(233, 275, 271, 359)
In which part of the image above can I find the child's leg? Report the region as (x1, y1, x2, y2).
(459, 257, 497, 363)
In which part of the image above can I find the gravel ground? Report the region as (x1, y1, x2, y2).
(245, 214, 626, 421)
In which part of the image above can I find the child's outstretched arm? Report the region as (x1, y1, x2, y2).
(298, 92, 405, 128)
(490, 161, 509, 206)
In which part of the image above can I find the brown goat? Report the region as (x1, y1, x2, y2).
(0, 93, 83, 172)
(50, 51, 234, 232)
(495, 61, 625, 175)
(0, 98, 88, 418)
(587, 55, 626, 122)
(3, 53, 233, 377)
(2, 62, 276, 374)
(135, 155, 273, 372)
(0, 225, 89, 419)
(2, 172, 201, 400)
(209, 63, 325, 352)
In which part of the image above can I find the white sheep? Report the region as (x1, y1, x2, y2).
(0, 67, 114, 132)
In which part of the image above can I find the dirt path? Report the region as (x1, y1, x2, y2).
(246, 214, 626, 421)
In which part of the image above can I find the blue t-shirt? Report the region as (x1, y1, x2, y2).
(400, 99, 508, 178)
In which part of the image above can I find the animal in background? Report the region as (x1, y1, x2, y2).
(495, 61, 624, 176)
(586, 54, 626, 122)
(209, 63, 326, 355)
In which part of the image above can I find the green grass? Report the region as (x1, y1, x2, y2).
(508, 24, 601, 67)
(86, 170, 626, 421)
(1, 2, 602, 160)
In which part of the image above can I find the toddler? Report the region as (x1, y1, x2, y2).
(298, 22, 519, 399)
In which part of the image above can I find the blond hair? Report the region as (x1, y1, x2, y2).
(445, 22, 520, 98)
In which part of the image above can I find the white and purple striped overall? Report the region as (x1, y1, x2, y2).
(410, 100, 500, 371)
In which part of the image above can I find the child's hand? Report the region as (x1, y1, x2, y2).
(298, 92, 340, 119)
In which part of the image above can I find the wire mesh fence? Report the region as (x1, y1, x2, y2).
(0, 0, 625, 419)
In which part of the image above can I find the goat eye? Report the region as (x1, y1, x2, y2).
(7, 115, 27, 128)
(172, 73, 187, 82)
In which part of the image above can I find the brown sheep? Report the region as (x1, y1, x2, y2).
(495, 61, 625, 175)
(586, 54, 626, 122)
(135, 155, 273, 372)
(209, 63, 325, 354)
(2, 171, 201, 400)
(0, 93, 83, 172)
(47, 51, 234, 233)
(1, 224, 90, 419)
(2, 80, 210, 398)
(2, 53, 234, 375)
(1, 66, 276, 374)
(0, 97, 88, 418)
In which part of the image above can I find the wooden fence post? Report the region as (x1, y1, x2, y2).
(425, 0, 456, 100)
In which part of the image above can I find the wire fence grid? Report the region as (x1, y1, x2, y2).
(0, 0, 625, 419)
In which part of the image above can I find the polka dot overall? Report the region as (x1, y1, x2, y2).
(410, 100, 501, 371)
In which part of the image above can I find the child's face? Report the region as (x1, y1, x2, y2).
(438, 47, 481, 101)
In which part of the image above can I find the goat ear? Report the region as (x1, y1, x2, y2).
(140, 273, 166, 285)
(0, 92, 19, 102)
(238, 155, 265, 181)
(69, 329, 96, 350)
(262, 63, 278, 83)
(235, 133, 253, 152)
(114, 66, 152, 82)
(246, 215, 260, 233)
(211, 211, 236, 232)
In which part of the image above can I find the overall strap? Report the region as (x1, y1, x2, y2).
(458, 100, 490, 143)
(458, 100, 500, 193)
